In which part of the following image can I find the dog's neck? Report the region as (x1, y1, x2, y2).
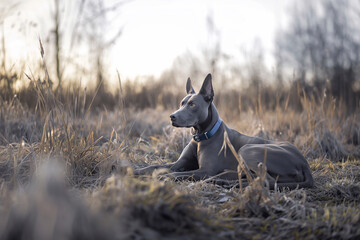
(193, 103, 219, 134)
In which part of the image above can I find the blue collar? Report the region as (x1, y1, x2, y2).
(193, 118, 222, 142)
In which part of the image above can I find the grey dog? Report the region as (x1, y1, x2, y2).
(136, 74, 314, 189)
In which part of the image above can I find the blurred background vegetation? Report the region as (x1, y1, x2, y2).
(0, 0, 359, 115)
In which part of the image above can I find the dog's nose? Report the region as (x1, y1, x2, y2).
(170, 114, 176, 121)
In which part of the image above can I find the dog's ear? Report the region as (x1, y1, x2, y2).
(199, 73, 214, 102)
(186, 77, 195, 94)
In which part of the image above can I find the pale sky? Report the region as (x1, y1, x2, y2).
(1, 0, 294, 80)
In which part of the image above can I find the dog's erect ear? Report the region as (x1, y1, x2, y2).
(186, 77, 195, 94)
(199, 73, 214, 102)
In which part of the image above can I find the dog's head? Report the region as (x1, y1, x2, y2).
(170, 73, 214, 128)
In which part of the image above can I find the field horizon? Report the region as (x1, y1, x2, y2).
(0, 66, 360, 238)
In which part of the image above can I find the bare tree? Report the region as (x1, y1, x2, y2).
(53, 0, 62, 93)
(276, 0, 360, 108)
(0, 3, 20, 99)
(74, 0, 126, 93)
(44, 0, 128, 94)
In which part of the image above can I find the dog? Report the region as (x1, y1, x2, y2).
(135, 74, 314, 189)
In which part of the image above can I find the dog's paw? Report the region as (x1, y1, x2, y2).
(153, 168, 173, 180)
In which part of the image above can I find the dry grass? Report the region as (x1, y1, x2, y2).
(0, 46, 360, 238)
(0, 85, 359, 239)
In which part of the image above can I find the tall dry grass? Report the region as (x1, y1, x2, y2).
(0, 41, 359, 239)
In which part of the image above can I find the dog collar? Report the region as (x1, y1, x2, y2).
(193, 118, 222, 142)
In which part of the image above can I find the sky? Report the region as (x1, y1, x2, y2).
(1, 0, 295, 80)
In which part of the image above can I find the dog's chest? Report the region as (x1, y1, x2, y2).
(195, 134, 239, 170)
(196, 139, 225, 168)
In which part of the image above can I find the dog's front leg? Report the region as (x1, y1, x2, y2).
(164, 169, 210, 181)
(134, 141, 198, 175)
(133, 163, 175, 175)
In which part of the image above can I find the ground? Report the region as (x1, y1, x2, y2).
(0, 93, 359, 239)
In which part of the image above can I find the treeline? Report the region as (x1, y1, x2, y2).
(1, 0, 359, 114)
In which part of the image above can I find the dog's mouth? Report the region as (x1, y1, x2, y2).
(171, 121, 179, 127)
(171, 120, 197, 128)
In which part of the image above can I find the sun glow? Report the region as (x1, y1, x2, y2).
(2, 0, 293, 82)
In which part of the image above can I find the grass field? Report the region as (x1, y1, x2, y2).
(1, 0, 359, 237)
(0, 70, 359, 240)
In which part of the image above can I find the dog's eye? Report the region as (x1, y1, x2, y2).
(189, 102, 195, 107)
